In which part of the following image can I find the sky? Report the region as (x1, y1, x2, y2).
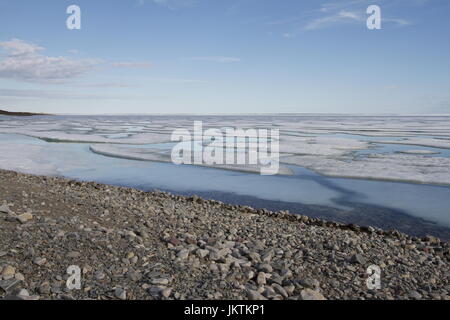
(0, 0, 449, 114)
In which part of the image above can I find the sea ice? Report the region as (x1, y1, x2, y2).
(379, 138, 450, 149)
(0, 143, 58, 175)
(1, 115, 450, 185)
(89, 144, 293, 175)
(281, 153, 450, 186)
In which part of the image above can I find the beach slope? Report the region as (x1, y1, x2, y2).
(0, 169, 448, 300)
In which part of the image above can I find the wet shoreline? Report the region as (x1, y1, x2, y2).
(140, 188, 450, 241)
(1, 169, 449, 300)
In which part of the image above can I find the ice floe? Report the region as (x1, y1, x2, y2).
(1, 114, 450, 184)
(379, 138, 450, 149)
(279, 136, 369, 156)
(90, 144, 293, 175)
(281, 153, 450, 186)
(0, 143, 58, 176)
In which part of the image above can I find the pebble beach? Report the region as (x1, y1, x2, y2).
(0, 169, 449, 300)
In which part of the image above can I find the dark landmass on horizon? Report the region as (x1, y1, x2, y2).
(0, 109, 52, 117)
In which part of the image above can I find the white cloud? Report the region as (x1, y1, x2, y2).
(0, 39, 44, 56)
(383, 18, 411, 26)
(0, 39, 99, 83)
(319, 0, 372, 13)
(271, 0, 414, 34)
(305, 10, 363, 30)
(0, 39, 154, 83)
(304, 5, 412, 31)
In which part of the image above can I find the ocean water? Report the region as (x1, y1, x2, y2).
(1, 114, 450, 239)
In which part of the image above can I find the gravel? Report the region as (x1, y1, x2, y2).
(0, 169, 449, 300)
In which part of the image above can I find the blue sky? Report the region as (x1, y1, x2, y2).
(0, 0, 449, 114)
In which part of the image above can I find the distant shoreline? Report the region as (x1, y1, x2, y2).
(0, 110, 52, 117)
(2, 111, 450, 117)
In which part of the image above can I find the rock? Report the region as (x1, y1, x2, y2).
(177, 249, 189, 260)
(25, 248, 35, 258)
(82, 265, 93, 274)
(350, 254, 367, 265)
(148, 286, 163, 297)
(17, 289, 30, 297)
(299, 277, 320, 289)
(66, 251, 81, 258)
(408, 291, 422, 300)
(196, 249, 209, 258)
(423, 235, 440, 244)
(14, 273, 25, 281)
(284, 284, 295, 296)
(16, 212, 33, 224)
(208, 248, 227, 261)
(300, 289, 326, 300)
(256, 272, 267, 286)
(244, 270, 255, 280)
(3, 294, 39, 300)
(262, 286, 277, 299)
(115, 287, 127, 300)
(247, 252, 261, 263)
(1, 265, 15, 277)
(269, 275, 283, 285)
(33, 257, 47, 266)
(151, 278, 169, 285)
(209, 264, 218, 272)
(218, 263, 229, 273)
(38, 282, 51, 295)
(94, 270, 106, 280)
(272, 283, 289, 298)
(257, 263, 273, 273)
(246, 289, 268, 300)
(261, 251, 273, 263)
(127, 271, 142, 282)
(51, 283, 62, 294)
(161, 288, 172, 298)
(0, 204, 12, 214)
(0, 279, 21, 292)
(167, 238, 181, 246)
(280, 269, 293, 279)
